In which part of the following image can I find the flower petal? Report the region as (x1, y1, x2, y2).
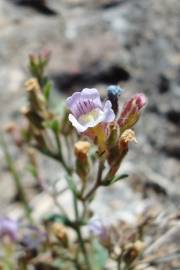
(0, 218, 18, 241)
(81, 88, 102, 108)
(102, 100, 115, 122)
(66, 92, 82, 117)
(69, 114, 87, 133)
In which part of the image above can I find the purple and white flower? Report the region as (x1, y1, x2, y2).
(66, 88, 115, 133)
(0, 217, 18, 241)
(20, 225, 47, 250)
(88, 218, 110, 246)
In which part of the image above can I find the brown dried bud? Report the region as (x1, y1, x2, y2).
(51, 223, 68, 247)
(106, 130, 136, 180)
(25, 78, 47, 114)
(74, 141, 91, 160)
(74, 141, 91, 182)
(120, 129, 137, 145)
(25, 78, 41, 93)
(123, 241, 144, 264)
(133, 240, 144, 253)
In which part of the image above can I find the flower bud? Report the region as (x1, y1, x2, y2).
(107, 122, 120, 149)
(24, 79, 53, 131)
(51, 223, 68, 247)
(120, 129, 137, 145)
(118, 93, 147, 132)
(25, 78, 47, 113)
(123, 241, 144, 264)
(107, 85, 124, 115)
(29, 49, 51, 81)
(117, 129, 137, 164)
(106, 129, 136, 180)
(74, 141, 91, 159)
(74, 141, 91, 182)
(39, 48, 51, 63)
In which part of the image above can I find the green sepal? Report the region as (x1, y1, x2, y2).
(44, 214, 72, 227)
(43, 80, 52, 101)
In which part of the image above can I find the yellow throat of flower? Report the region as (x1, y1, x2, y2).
(78, 108, 102, 125)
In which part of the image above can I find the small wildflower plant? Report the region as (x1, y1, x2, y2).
(0, 51, 148, 270)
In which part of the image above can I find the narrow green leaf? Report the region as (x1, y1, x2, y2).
(111, 173, 128, 184)
(66, 176, 77, 195)
(103, 174, 128, 186)
(90, 239, 108, 270)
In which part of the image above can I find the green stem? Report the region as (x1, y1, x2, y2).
(74, 202, 91, 270)
(76, 226, 91, 270)
(117, 259, 121, 270)
(54, 132, 72, 174)
(83, 159, 104, 201)
(0, 134, 32, 223)
(53, 191, 69, 217)
(54, 133, 91, 269)
(67, 176, 91, 270)
(65, 136, 72, 166)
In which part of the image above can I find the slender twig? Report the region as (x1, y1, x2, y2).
(54, 132, 72, 174)
(83, 159, 104, 201)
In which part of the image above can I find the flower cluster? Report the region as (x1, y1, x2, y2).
(66, 86, 147, 181)
(67, 87, 146, 134)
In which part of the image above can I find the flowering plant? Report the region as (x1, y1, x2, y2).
(1, 51, 148, 270)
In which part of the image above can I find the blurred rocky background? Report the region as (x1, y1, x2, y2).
(0, 0, 180, 268)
